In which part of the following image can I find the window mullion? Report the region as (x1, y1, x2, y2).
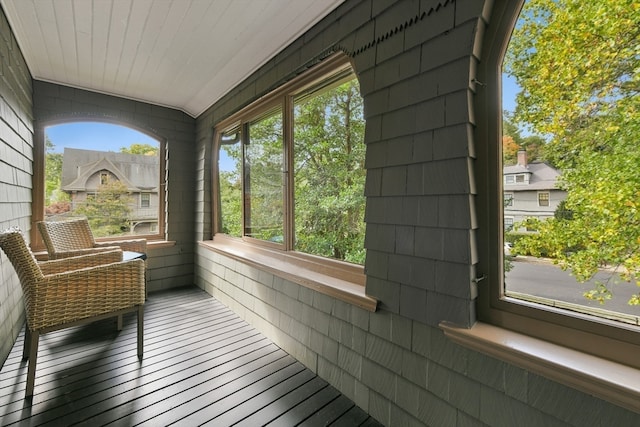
(283, 96, 295, 251)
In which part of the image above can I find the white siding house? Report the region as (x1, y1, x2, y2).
(504, 150, 566, 230)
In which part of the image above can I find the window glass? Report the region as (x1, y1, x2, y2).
(293, 78, 365, 263)
(45, 122, 162, 238)
(502, 0, 640, 324)
(215, 58, 365, 265)
(537, 192, 549, 207)
(244, 109, 284, 243)
(218, 128, 243, 237)
(141, 193, 151, 208)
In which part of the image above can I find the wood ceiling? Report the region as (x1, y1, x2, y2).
(1, 0, 345, 117)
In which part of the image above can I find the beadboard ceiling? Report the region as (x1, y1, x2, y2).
(0, 0, 344, 117)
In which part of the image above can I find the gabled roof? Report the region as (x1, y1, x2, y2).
(503, 162, 562, 191)
(62, 148, 159, 193)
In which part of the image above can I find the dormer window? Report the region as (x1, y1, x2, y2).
(504, 173, 528, 185)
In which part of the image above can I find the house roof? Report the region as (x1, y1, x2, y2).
(62, 148, 159, 192)
(0, 0, 345, 118)
(503, 162, 562, 191)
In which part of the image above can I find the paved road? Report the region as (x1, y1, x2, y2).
(505, 258, 640, 317)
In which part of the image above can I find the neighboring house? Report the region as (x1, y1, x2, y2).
(60, 147, 159, 234)
(503, 150, 566, 231)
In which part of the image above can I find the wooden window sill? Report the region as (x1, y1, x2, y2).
(199, 237, 378, 312)
(440, 321, 640, 414)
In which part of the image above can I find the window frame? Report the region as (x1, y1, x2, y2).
(211, 53, 365, 272)
(537, 191, 550, 207)
(474, 0, 640, 370)
(504, 216, 514, 231)
(31, 118, 168, 251)
(140, 193, 151, 208)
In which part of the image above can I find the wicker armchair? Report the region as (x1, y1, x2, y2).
(37, 217, 147, 260)
(0, 228, 145, 398)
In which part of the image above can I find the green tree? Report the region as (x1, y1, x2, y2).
(120, 143, 158, 156)
(216, 78, 366, 264)
(506, 0, 640, 304)
(502, 118, 545, 165)
(219, 136, 243, 237)
(44, 136, 71, 213)
(293, 80, 365, 263)
(75, 179, 133, 237)
(244, 111, 284, 242)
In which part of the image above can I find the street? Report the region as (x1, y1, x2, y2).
(505, 258, 640, 318)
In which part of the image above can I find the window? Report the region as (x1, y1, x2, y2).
(537, 192, 549, 207)
(505, 175, 515, 184)
(475, 0, 640, 372)
(504, 217, 514, 231)
(34, 121, 166, 246)
(214, 54, 365, 265)
(244, 108, 284, 242)
(503, 193, 514, 207)
(515, 174, 525, 183)
(141, 193, 150, 208)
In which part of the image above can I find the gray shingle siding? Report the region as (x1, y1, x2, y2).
(193, 1, 639, 425)
(0, 1, 637, 425)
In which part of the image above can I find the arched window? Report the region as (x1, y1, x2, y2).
(471, 1, 640, 407)
(35, 121, 165, 244)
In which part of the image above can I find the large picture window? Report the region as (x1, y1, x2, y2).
(476, 0, 640, 371)
(214, 55, 365, 265)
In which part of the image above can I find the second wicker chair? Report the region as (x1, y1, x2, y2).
(37, 217, 147, 260)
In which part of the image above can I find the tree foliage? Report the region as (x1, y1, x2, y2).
(217, 78, 366, 264)
(219, 168, 242, 237)
(293, 80, 365, 263)
(244, 112, 285, 242)
(74, 179, 133, 237)
(44, 136, 71, 212)
(120, 143, 158, 156)
(502, 119, 545, 165)
(506, 0, 640, 303)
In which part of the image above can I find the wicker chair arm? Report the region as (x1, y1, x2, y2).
(94, 239, 147, 253)
(39, 250, 123, 276)
(47, 246, 122, 260)
(29, 259, 145, 330)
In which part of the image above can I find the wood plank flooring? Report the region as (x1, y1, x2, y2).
(0, 286, 381, 426)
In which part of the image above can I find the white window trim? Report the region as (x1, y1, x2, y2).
(537, 191, 550, 207)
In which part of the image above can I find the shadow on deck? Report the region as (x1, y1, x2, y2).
(0, 286, 381, 426)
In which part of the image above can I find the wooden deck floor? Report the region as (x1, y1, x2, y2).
(0, 286, 381, 426)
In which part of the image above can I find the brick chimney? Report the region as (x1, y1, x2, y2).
(517, 149, 527, 167)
